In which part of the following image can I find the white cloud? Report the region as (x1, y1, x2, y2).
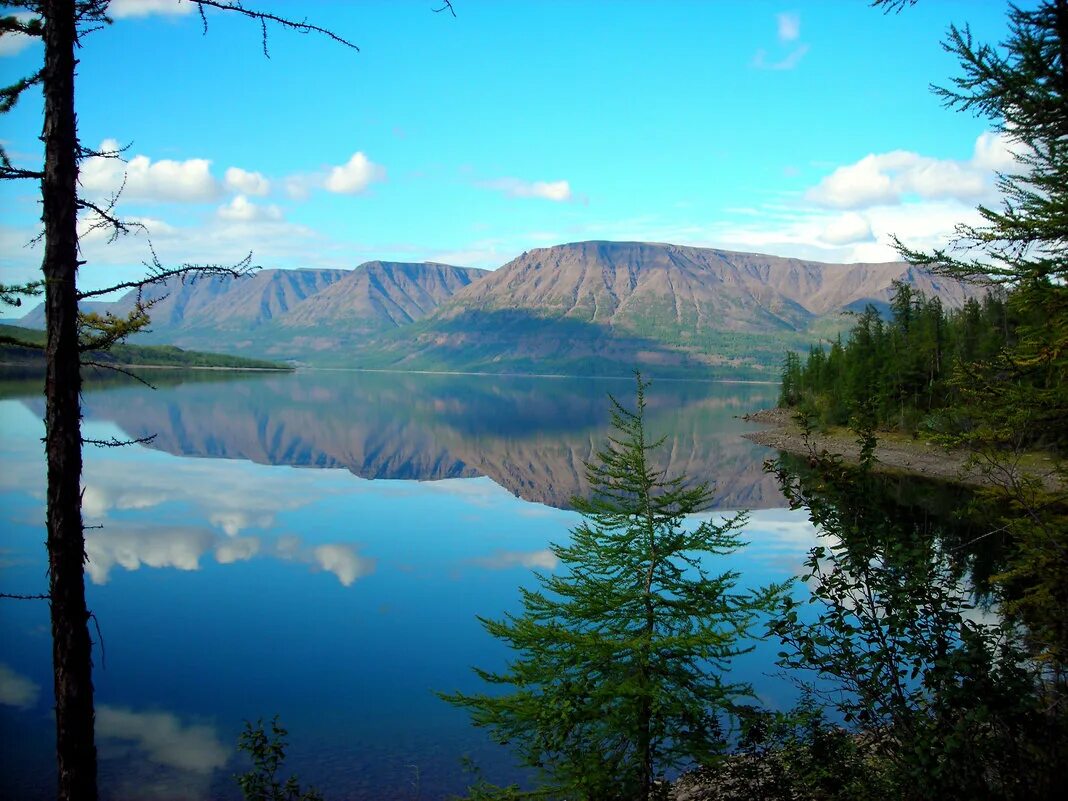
(223, 167, 270, 196)
(108, 0, 195, 19)
(310, 544, 376, 586)
(820, 212, 874, 246)
(216, 195, 283, 223)
(214, 537, 261, 564)
(0, 663, 39, 708)
(777, 12, 801, 43)
(473, 549, 560, 571)
(96, 706, 228, 774)
(805, 132, 1013, 210)
(324, 151, 386, 194)
(972, 130, 1021, 172)
(81, 139, 221, 203)
(482, 177, 575, 203)
(85, 526, 215, 584)
(0, 13, 39, 57)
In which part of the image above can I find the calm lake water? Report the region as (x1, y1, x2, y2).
(0, 369, 819, 800)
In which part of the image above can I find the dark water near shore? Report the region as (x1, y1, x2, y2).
(0, 369, 821, 800)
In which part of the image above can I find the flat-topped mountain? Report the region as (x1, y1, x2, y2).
(439, 241, 972, 328)
(350, 241, 978, 375)
(17, 241, 978, 375)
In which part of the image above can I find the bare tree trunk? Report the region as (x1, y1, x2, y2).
(42, 1, 97, 798)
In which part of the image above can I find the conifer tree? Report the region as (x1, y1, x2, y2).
(444, 375, 783, 801)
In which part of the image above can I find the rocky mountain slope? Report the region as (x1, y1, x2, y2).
(348, 241, 978, 375)
(17, 241, 978, 375)
(276, 261, 485, 331)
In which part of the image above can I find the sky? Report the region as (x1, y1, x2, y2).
(0, 0, 1027, 296)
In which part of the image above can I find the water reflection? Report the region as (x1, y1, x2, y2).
(96, 705, 229, 801)
(0, 663, 40, 709)
(0, 371, 806, 800)
(14, 370, 783, 509)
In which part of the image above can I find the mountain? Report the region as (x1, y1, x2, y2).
(277, 261, 485, 331)
(19, 267, 348, 331)
(17, 241, 979, 376)
(19, 261, 484, 360)
(343, 241, 979, 376)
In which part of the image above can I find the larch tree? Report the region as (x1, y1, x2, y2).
(443, 375, 784, 801)
(873, 0, 1068, 677)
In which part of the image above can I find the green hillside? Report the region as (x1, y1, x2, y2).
(0, 324, 293, 371)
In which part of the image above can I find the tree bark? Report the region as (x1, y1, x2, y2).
(41, 1, 97, 799)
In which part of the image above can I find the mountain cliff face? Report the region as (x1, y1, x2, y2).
(438, 241, 973, 330)
(346, 241, 979, 375)
(277, 262, 485, 331)
(16, 240, 979, 374)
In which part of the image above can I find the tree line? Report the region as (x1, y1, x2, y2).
(777, 282, 1065, 448)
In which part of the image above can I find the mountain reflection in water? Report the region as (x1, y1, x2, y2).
(0, 368, 802, 800)
(24, 370, 785, 509)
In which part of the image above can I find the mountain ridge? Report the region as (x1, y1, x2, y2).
(16, 241, 980, 375)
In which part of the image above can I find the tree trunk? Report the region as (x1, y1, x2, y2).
(42, 1, 97, 799)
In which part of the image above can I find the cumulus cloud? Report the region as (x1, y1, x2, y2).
(85, 526, 216, 584)
(777, 12, 801, 43)
(972, 130, 1021, 172)
(96, 706, 228, 774)
(108, 0, 195, 19)
(820, 212, 874, 246)
(806, 131, 1019, 210)
(310, 544, 376, 586)
(473, 549, 560, 571)
(80, 139, 221, 203)
(214, 537, 261, 564)
(481, 177, 575, 202)
(223, 167, 270, 196)
(0, 13, 39, 57)
(216, 195, 283, 223)
(324, 152, 386, 194)
(0, 663, 40, 709)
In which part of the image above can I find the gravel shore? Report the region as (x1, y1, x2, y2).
(740, 408, 1063, 492)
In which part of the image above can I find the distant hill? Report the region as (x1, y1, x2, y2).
(18, 267, 348, 331)
(16, 242, 979, 376)
(0, 324, 291, 371)
(19, 261, 486, 362)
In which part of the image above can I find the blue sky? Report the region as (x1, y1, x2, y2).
(0, 0, 1023, 294)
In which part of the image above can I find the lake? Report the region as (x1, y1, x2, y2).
(0, 369, 820, 800)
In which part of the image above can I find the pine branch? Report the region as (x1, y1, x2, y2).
(80, 359, 157, 389)
(0, 279, 43, 306)
(77, 250, 257, 300)
(82, 434, 156, 448)
(192, 0, 359, 57)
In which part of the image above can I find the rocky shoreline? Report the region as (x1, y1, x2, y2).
(739, 407, 1063, 492)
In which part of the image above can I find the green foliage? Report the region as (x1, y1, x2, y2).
(0, 323, 291, 370)
(443, 374, 784, 800)
(776, 284, 1026, 439)
(0, 280, 43, 308)
(236, 717, 323, 801)
(721, 698, 885, 801)
(765, 428, 1064, 800)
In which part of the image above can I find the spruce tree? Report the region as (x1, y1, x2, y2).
(443, 375, 783, 801)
